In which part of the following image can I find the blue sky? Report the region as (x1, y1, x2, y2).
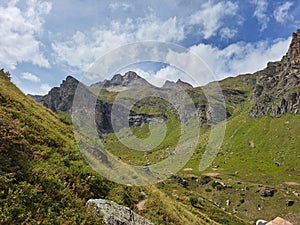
(1, 0, 300, 94)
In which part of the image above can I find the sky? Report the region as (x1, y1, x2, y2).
(1, 0, 300, 95)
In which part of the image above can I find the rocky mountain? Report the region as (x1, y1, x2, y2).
(91, 71, 154, 92)
(29, 28, 300, 134)
(249, 29, 300, 117)
(28, 76, 81, 113)
(162, 79, 193, 90)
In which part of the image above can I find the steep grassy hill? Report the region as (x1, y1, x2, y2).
(0, 69, 111, 224)
(0, 70, 251, 224)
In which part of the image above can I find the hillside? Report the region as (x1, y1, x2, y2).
(0, 70, 252, 224)
(22, 29, 300, 225)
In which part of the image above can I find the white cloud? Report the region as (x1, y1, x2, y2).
(51, 1, 245, 73)
(135, 15, 185, 42)
(219, 27, 237, 39)
(189, 37, 291, 80)
(40, 83, 51, 93)
(188, 1, 238, 39)
(274, 2, 294, 24)
(0, 0, 51, 70)
(52, 14, 185, 72)
(21, 72, 40, 82)
(251, 0, 269, 31)
(109, 2, 133, 11)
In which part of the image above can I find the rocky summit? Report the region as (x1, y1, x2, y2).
(91, 71, 154, 91)
(162, 79, 193, 90)
(249, 29, 300, 117)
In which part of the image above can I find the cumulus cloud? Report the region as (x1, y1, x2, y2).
(189, 37, 291, 80)
(109, 2, 133, 11)
(130, 37, 291, 87)
(219, 27, 238, 39)
(0, 0, 51, 70)
(52, 1, 243, 74)
(274, 2, 294, 24)
(21, 72, 40, 82)
(251, 0, 269, 31)
(52, 14, 185, 72)
(50, 0, 292, 88)
(188, 1, 238, 39)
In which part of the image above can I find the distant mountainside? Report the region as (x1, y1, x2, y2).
(162, 79, 193, 90)
(91, 71, 155, 92)
(30, 29, 300, 123)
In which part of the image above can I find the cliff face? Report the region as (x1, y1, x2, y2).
(37, 76, 80, 113)
(249, 29, 300, 117)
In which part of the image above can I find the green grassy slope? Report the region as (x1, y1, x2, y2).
(0, 70, 251, 224)
(0, 70, 112, 224)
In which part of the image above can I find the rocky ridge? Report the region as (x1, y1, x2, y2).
(91, 71, 154, 91)
(30, 29, 300, 131)
(162, 79, 193, 90)
(249, 29, 300, 117)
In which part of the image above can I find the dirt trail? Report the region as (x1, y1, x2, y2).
(136, 192, 148, 211)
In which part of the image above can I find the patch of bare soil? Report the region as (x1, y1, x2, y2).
(203, 172, 220, 177)
(284, 182, 300, 186)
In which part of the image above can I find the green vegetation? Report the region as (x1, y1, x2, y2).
(0, 70, 251, 224)
(0, 70, 109, 224)
(4, 66, 298, 224)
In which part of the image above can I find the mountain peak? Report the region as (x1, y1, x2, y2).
(123, 71, 140, 80)
(91, 71, 153, 91)
(162, 79, 193, 90)
(64, 75, 79, 85)
(176, 79, 193, 89)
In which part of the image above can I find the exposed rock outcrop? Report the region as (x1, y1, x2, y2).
(46, 76, 80, 112)
(256, 217, 293, 225)
(249, 29, 300, 117)
(31, 76, 80, 113)
(258, 186, 277, 197)
(86, 199, 154, 225)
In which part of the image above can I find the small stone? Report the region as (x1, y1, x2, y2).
(259, 187, 277, 197)
(198, 176, 212, 185)
(286, 200, 294, 207)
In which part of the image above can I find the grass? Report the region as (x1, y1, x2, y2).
(4, 66, 298, 224)
(0, 70, 251, 224)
